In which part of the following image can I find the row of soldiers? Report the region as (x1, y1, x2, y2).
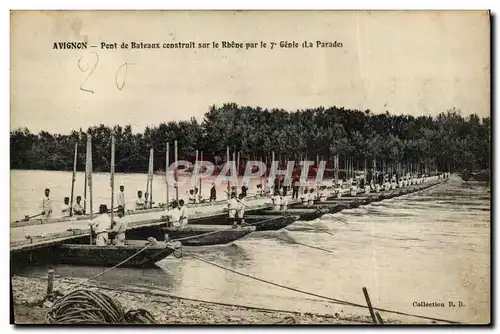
(40, 188, 85, 219)
(38, 186, 154, 219)
(89, 205, 128, 246)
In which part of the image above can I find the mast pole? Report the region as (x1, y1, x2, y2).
(87, 134, 93, 220)
(110, 136, 115, 222)
(166, 142, 169, 207)
(150, 148, 154, 208)
(226, 146, 230, 199)
(174, 140, 178, 201)
(69, 142, 78, 216)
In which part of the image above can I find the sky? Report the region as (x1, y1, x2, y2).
(10, 10, 490, 134)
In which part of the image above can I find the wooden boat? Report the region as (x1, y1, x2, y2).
(461, 170, 490, 182)
(54, 240, 182, 267)
(161, 225, 256, 246)
(254, 208, 330, 222)
(188, 214, 298, 232)
(244, 214, 299, 231)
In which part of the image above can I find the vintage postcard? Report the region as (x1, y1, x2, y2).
(10, 10, 490, 325)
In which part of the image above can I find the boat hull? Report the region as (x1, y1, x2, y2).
(188, 214, 298, 231)
(55, 240, 180, 267)
(254, 208, 329, 221)
(245, 215, 299, 231)
(162, 225, 256, 246)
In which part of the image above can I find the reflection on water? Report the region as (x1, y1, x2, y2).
(12, 172, 490, 323)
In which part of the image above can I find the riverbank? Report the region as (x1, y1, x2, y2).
(12, 275, 400, 325)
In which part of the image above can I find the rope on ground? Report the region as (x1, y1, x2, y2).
(273, 316, 298, 324)
(42, 277, 356, 322)
(183, 251, 460, 324)
(45, 289, 156, 324)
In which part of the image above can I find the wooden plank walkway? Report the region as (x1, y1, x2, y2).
(10, 198, 272, 252)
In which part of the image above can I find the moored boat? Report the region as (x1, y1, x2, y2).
(55, 240, 182, 267)
(243, 214, 299, 231)
(188, 214, 298, 232)
(254, 208, 329, 222)
(161, 225, 256, 246)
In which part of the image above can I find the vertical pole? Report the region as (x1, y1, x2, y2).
(346, 157, 351, 179)
(166, 142, 169, 207)
(110, 136, 115, 222)
(195, 149, 199, 196)
(226, 146, 230, 199)
(334, 154, 338, 185)
(260, 156, 267, 188)
(83, 140, 87, 215)
(272, 151, 275, 194)
(83, 169, 87, 215)
(348, 157, 351, 179)
(233, 151, 237, 195)
(145, 150, 150, 207)
(265, 156, 268, 177)
(149, 148, 154, 208)
(174, 140, 178, 201)
(362, 287, 378, 323)
(87, 134, 93, 220)
(46, 269, 54, 298)
(84, 135, 92, 244)
(237, 151, 240, 192)
(200, 150, 203, 201)
(69, 142, 78, 216)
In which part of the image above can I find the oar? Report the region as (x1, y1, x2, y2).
(15, 213, 43, 223)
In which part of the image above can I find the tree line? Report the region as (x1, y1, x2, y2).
(10, 103, 490, 174)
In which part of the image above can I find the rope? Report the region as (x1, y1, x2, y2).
(45, 289, 156, 324)
(27, 276, 372, 324)
(270, 234, 334, 254)
(171, 226, 241, 242)
(301, 223, 337, 237)
(182, 251, 460, 324)
(273, 316, 298, 324)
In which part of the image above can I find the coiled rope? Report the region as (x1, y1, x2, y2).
(45, 289, 156, 324)
(45, 238, 166, 324)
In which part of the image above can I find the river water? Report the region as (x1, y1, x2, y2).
(10, 170, 490, 324)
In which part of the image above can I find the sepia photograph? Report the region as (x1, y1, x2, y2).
(9, 10, 491, 325)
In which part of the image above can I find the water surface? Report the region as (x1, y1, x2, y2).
(11, 171, 490, 324)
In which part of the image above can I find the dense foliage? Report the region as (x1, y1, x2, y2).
(10, 104, 490, 173)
